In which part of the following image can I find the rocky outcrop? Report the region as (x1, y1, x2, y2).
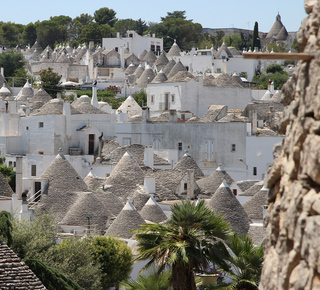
(261, 2, 320, 289)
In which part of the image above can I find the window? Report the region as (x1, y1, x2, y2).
(231, 144, 236, 152)
(151, 95, 154, 104)
(129, 33, 133, 37)
(233, 189, 237, 196)
(171, 94, 175, 102)
(150, 44, 155, 52)
(39, 122, 44, 128)
(31, 165, 37, 176)
(217, 68, 221, 73)
(14, 162, 16, 167)
(253, 167, 257, 176)
(184, 183, 188, 190)
(156, 45, 161, 55)
(8, 161, 12, 167)
(115, 47, 118, 52)
(178, 142, 183, 151)
(26, 126, 29, 130)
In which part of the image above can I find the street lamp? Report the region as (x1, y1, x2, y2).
(239, 158, 248, 180)
(166, 36, 176, 43)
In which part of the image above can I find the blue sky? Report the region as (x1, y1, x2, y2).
(3, 0, 306, 33)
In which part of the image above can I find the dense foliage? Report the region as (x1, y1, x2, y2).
(91, 236, 133, 288)
(0, 211, 13, 246)
(39, 67, 63, 98)
(24, 259, 84, 290)
(252, 22, 261, 51)
(0, 156, 16, 191)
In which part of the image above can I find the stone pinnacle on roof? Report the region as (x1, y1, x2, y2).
(139, 196, 167, 223)
(106, 200, 146, 239)
(208, 180, 251, 234)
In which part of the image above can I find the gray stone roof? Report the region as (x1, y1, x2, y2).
(84, 171, 105, 191)
(166, 61, 187, 79)
(139, 50, 148, 60)
(266, 13, 285, 39)
(241, 101, 285, 121)
(72, 96, 106, 114)
(248, 224, 267, 246)
(243, 188, 268, 220)
(208, 181, 251, 234)
(235, 180, 260, 192)
(38, 153, 89, 221)
(217, 113, 249, 123)
(228, 47, 242, 57)
(139, 196, 168, 223)
(232, 74, 244, 86)
(203, 75, 215, 86)
(125, 53, 140, 67)
(100, 143, 170, 166)
(212, 74, 243, 87)
(59, 191, 114, 233)
(0, 74, 12, 94)
(142, 50, 157, 66)
(153, 51, 169, 71)
(106, 200, 145, 239)
(238, 180, 264, 196)
(124, 63, 137, 75)
(16, 80, 34, 101)
(270, 90, 282, 102)
(163, 59, 176, 75)
(276, 26, 289, 41)
(95, 191, 124, 216)
(29, 88, 52, 103)
(0, 242, 46, 289)
(151, 70, 168, 83)
(134, 64, 144, 79)
(166, 71, 195, 83)
(196, 165, 235, 196)
(167, 42, 182, 57)
(34, 99, 81, 115)
(131, 190, 151, 211)
(136, 65, 156, 87)
(30, 41, 43, 54)
(0, 172, 14, 198)
(150, 112, 170, 122)
(100, 140, 120, 157)
(0, 83, 12, 99)
(104, 152, 145, 201)
(117, 95, 142, 117)
(200, 105, 227, 122)
(215, 42, 233, 59)
(173, 153, 204, 179)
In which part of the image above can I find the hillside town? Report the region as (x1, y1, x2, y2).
(0, 7, 307, 289)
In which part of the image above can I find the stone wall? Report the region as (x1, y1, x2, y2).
(261, 1, 320, 289)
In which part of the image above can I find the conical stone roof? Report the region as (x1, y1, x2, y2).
(104, 152, 145, 201)
(34, 99, 81, 115)
(167, 42, 181, 57)
(163, 59, 176, 75)
(124, 63, 137, 75)
(117, 95, 142, 118)
(72, 95, 105, 114)
(270, 90, 282, 102)
(139, 196, 167, 223)
(134, 64, 144, 79)
(29, 87, 52, 103)
(266, 13, 284, 39)
(60, 191, 114, 232)
(173, 153, 204, 179)
(142, 50, 157, 66)
(16, 80, 34, 101)
(208, 181, 251, 234)
(106, 200, 145, 239)
(139, 50, 148, 60)
(239, 180, 264, 197)
(153, 51, 169, 70)
(0, 172, 14, 197)
(151, 69, 168, 83)
(84, 171, 104, 191)
(136, 65, 156, 87)
(0, 74, 12, 94)
(30, 41, 43, 54)
(196, 165, 234, 195)
(166, 60, 187, 79)
(243, 187, 268, 220)
(215, 42, 233, 59)
(0, 83, 12, 99)
(95, 191, 124, 216)
(131, 190, 151, 211)
(166, 71, 195, 83)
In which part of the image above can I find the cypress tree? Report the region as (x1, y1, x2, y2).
(252, 21, 261, 51)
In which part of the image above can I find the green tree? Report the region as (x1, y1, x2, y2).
(39, 67, 63, 98)
(134, 200, 230, 290)
(291, 37, 299, 52)
(265, 63, 283, 74)
(161, 11, 187, 21)
(0, 22, 22, 48)
(24, 259, 84, 290)
(68, 14, 94, 45)
(36, 20, 68, 48)
(252, 22, 261, 51)
(214, 232, 264, 289)
(0, 52, 25, 78)
(47, 238, 102, 290)
(132, 89, 147, 107)
(223, 34, 242, 50)
(21, 23, 38, 47)
(94, 7, 117, 26)
(78, 22, 111, 44)
(0, 211, 13, 246)
(11, 213, 58, 260)
(10, 67, 35, 88)
(265, 42, 288, 53)
(91, 236, 133, 288)
(122, 267, 171, 290)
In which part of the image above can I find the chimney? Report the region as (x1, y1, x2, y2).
(152, 33, 155, 38)
(144, 176, 155, 195)
(57, 92, 62, 99)
(89, 41, 94, 50)
(63, 101, 71, 116)
(120, 46, 125, 69)
(169, 109, 178, 122)
(187, 169, 195, 199)
(16, 156, 23, 199)
(142, 106, 150, 123)
(98, 135, 103, 158)
(144, 146, 154, 168)
(91, 85, 98, 108)
(0, 67, 4, 76)
(263, 205, 268, 219)
(20, 192, 31, 221)
(251, 109, 257, 134)
(116, 32, 120, 38)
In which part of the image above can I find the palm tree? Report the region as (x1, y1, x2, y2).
(211, 232, 264, 290)
(133, 200, 231, 290)
(121, 266, 171, 290)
